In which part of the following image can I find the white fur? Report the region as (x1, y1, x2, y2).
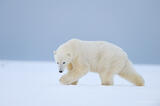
(54, 39, 144, 86)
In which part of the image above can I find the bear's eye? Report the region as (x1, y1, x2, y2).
(57, 62, 59, 64)
(63, 62, 66, 64)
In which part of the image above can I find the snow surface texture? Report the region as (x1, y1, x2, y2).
(0, 61, 160, 106)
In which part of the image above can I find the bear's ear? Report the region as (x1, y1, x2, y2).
(53, 51, 56, 55)
(66, 52, 71, 57)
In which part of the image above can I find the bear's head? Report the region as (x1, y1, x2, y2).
(53, 50, 72, 73)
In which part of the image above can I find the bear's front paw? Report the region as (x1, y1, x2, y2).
(59, 75, 73, 85)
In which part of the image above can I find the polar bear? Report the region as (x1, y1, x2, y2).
(54, 39, 144, 86)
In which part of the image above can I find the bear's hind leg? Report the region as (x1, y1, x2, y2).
(99, 72, 114, 86)
(118, 61, 144, 86)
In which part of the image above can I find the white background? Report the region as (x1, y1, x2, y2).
(0, 61, 160, 106)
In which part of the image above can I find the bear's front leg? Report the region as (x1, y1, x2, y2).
(60, 63, 78, 85)
(71, 81, 78, 85)
(99, 71, 114, 86)
(59, 66, 88, 85)
(59, 74, 75, 85)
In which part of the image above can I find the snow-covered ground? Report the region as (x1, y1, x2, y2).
(0, 61, 160, 106)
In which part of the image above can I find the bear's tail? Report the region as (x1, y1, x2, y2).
(118, 60, 144, 86)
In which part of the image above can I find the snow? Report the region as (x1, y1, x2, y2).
(0, 61, 160, 106)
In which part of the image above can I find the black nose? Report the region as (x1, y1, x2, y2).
(59, 70, 63, 73)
